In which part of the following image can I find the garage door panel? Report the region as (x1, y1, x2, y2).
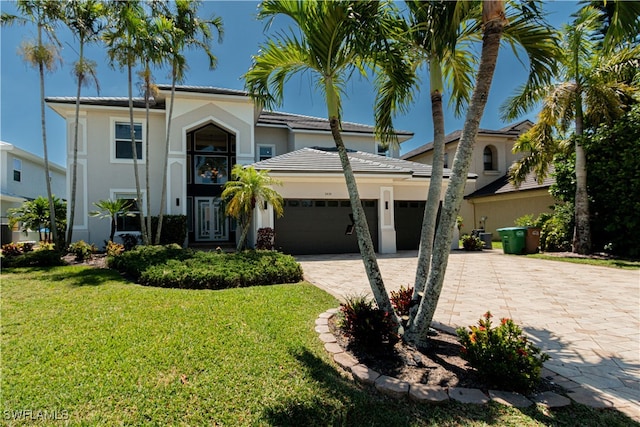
(275, 199, 378, 255)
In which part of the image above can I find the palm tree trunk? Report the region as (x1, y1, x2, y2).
(38, 24, 58, 247)
(67, 41, 84, 247)
(405, 0, 506, 347)
(328, 118, 394, 315)
(143, 64, 152, 245)
(237, 217, 252, 251)
(412, 60, 446, 299)
(155, 70, 177, 245)
(128, 63, 149, 245)
(573, 107, 591, 254)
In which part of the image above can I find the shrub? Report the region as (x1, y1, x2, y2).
(106, 241, 125, 257)
(339, 295, 399, 351)
(39, 241, 56, 251)
(68, 240, 95, 261)
(150, 215, 187, 246)
(456, 311, 549, 393)
(20, 242, 35, 253)
(108, 246, 302, 289)
(461, 234, 484, 251)
(539, 203, 573, 252)
(1, 243, 22, 258)
(2, 249, 65, 268)
(389, 285, 413, 317)
(256, 227, 275, 250)
(514, 214, 535, 227)
(119, 234, 140, 251)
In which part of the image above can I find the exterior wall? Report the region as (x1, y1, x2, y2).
(466, 190, 555, 239)
(68, 108, 167, 244)
(291, 132, 377, 153)
(254, 127, 289, 161)
(1, 142, 66, 243)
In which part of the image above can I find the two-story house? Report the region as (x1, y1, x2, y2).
(47, 85, 476, 254)
(0, 141, 66, 244)
(401, 120, 555, 238)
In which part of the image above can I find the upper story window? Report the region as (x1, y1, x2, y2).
(483, 145, 497, 171)
(13, 158, 22, 182)
(443, 152, 449, 169)
(115, 122, 143, 160)
(195, 125, 228, 153)
(257, 145, 275, 161)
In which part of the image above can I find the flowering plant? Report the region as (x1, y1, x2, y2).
(456, 311, 549, 393)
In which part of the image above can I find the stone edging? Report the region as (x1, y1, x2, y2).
(316, 308, 601, 409)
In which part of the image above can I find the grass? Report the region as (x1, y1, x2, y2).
(488, 241, 639, 270)
(2, 266, 637, 426)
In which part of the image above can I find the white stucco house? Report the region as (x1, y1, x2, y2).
(0, 141, 66, 244)
(401, 121, 555, 238)
(46, 85, 476, 254)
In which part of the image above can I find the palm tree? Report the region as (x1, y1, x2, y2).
(378, 1, 559, 344)
(137, 4, 166, 246)
(90, 199, 134, 243)
(501, 5, 638, 254)
(154, 0, 223, 245)
(62, 0, 104, 247)
(402, 1, 479, 301)
(404, 0, 511, 347)
(221, 165, 284, 251)
(102, 0, 150, 245)
(1, 0, 63, 248)
(245, 0, 414, 315)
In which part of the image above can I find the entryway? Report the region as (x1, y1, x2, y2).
(194, 197, 228, 242)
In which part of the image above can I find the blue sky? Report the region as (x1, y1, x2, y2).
(1, 1, 578, 167)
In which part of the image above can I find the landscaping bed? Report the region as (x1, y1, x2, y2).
(328, 315, 561, 394)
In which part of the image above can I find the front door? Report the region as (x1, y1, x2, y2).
(195, 197, 228, 242)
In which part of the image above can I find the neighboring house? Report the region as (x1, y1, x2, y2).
(0, 141, 66, 244)
(46, 85, 476, 254)
(401, 121, 555, 238)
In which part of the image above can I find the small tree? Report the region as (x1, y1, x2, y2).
(90, 199, 134, 243)
(8, 195, 66, 244)
(222, 165, 283, 251)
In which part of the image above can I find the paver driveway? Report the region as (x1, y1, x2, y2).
(297, 249, 640, 420)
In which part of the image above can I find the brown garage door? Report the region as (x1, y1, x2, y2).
(274, 199, 378, 255)
(394, 200, 441, 250)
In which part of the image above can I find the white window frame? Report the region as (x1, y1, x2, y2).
(13, 158, 22, 182)
(110, 189, 146, 236)
(110, 117, 146, 164)
(257, 144, 275, 162)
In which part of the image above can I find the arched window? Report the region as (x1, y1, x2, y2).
(483, 145, 496, 171)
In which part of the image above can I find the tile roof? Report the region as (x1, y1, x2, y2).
(251, 147, 476, 179)
(156, 84, 249, 97)
(465, 170, 554, 199)
(46, 96, 165, 109)
(400, 120, 532, 160)
(258, 111, 413, 136)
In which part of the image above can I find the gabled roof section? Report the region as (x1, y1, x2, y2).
(251, 147, 475, 179)
(155, 84, 249, 97)
(400, 120, 531, 160)
(257, 110, 414, 137)
(465, 169, 554, 199)
(46, 96, 165, 109)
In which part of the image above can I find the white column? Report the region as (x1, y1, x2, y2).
(378, 186, 396, 254)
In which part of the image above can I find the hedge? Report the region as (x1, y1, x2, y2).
(108, 245, 303, 289)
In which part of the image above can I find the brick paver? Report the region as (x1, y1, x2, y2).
(298, 250, 640, 421)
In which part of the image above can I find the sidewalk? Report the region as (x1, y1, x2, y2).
(297, 250, 640, 420)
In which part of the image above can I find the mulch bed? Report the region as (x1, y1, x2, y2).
(328, 314, 561, 394)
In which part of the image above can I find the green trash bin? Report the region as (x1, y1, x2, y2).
(497, 227, 527, 254)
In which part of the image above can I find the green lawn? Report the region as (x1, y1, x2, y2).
(2, 266, 637, 426)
